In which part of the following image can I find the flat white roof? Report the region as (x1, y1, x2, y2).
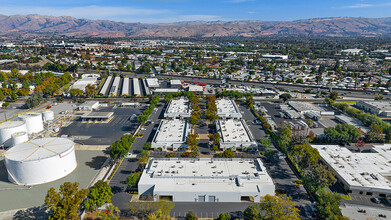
(288, 101, 322, 112)
(313, 145, 391, 192)
(217, 119, 255, 144)
(153, 119, 189, 144)
(165, 98, 191, 115)
(79, 101, 99, 107)
(170, 79, 182, 85)
(146, 78, 160, 87)
(216, 99, 241, 116)
(358, 100, 391, 111)
(139, 158, 274, 193)
(335, 114, 369, 133)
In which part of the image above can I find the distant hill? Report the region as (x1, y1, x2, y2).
(1, 14, 391, 38)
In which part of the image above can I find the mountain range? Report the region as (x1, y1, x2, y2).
(1, 14, 391, 39)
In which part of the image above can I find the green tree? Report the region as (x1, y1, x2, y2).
(303, 164, 336, 193)
(328, 91, 338, 101)
(70, 88, 83, 96)
(44, 182, 89, 220)
(260, 194, 300, 220)
(97, 204, 120, 220)
(84, 180, 113, 211)
(189, 114, 199, 125)
(217, 213, 231, 220)
(126, 172, 141, 188)
(185, 210, 198, 220)
(244, 204, 260, 220)
(317, 189, 348, 220)
(279, 93, 292, 102)
(366, 123, 385, 143)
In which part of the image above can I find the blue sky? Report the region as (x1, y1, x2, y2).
(0, 0, 391, 23)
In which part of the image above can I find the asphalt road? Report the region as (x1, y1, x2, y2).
(110, 103, 165, 209)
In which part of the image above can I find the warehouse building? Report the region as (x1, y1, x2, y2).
(216, 119, 257, 151)
(335, 114, 369, 133)
(151, 119, 190, 151)
(164, 98, 191, 119)
(146, 78, 160, 88)
(138, 158, 275, 202)
(312, 145, 391, 197)
(216, 99, 242, 119)
(356, 100, 391, 117)
(288, 101, 323, 115)
(170, 80, 182, 88)
(78, 101, 99, 111)
(80, 112, 114, 123)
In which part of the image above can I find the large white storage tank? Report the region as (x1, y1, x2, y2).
(0, 121, 28, 147)
(42, 110, 54, 122)
(4, 137, 77, 185)
(10, 132, 28, 146)
(18, 113, 44, 134)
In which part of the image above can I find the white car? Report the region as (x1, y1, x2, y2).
(125, 152, 136, 158)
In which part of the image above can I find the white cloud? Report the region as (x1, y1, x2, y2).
(342, 2, 391, 9)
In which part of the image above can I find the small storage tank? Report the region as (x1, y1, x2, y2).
(42, 110, 54, 122)
(10, 131, 28, 146)
(4, 137, 77, 185)
(0, 121, 28, 147)
(19, 113, 44, 134)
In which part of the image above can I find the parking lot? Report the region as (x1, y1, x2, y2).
(60, 106, 142, 145)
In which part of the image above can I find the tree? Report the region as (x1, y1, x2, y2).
(295, 78, 304, 84)
(85, 84, 96, 97)
(185, 210, 198, 220)
(366, 123, 385, 143)
(303, 164, 336, 193)
(97, 204, 120, 220)
(143, 142, 152, 150)
(126, 172, 141, 188)
(84, 180, 113, 211)
(70, 88, 83, 96)
(375, 95, 383, 100)
(317, 189, 348, 220)
(328, 91, 338, 101)
(279, 93, 292, 102)
(259, 194, 300, 220)
(186, 134, 199, 147)
(45, 182, 89, 220)
(244, 204, 260, 220)
(25, 92, 43, 108)
(2, 102, 9, 107)
(217, 213, 231, 220)
(189, 114, 199, 125)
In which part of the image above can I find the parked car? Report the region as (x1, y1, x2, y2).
(372, 198, 381, 204)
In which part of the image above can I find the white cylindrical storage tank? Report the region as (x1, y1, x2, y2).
(10, 131, 28, 146)
(4, 137, 77, 185)
(19, 113, 44, 134)
(0, 121, 28, 147)
(42, 110, 54, 122)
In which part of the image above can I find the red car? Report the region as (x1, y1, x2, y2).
(46, 106, 52, 109)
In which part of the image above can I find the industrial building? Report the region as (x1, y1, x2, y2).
(4, 137, 77, 185)
(356, 100, 391, 117)
(288, 101, 323, 115)
(188, 85, 203, 95)
(261, 54, 288, 60)
(78, 101, 100, 111)
(312, 145, 391, 197)
(151, 119, 190, 151)
(335, 114, 369, 133)
(216, 99, 242, 119)
(70, 75, 98, 92)
(170, 79, 182, 88)
(138, 158, 275, 202)
(80, 112, 114, 122)
(153, 88, 180, 94)
(146, 78, 160, 88)
(164, 98, 191, 119)
(216, 119, 257, 151)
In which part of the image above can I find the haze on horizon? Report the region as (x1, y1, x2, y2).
(0, 0, 391, 23)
